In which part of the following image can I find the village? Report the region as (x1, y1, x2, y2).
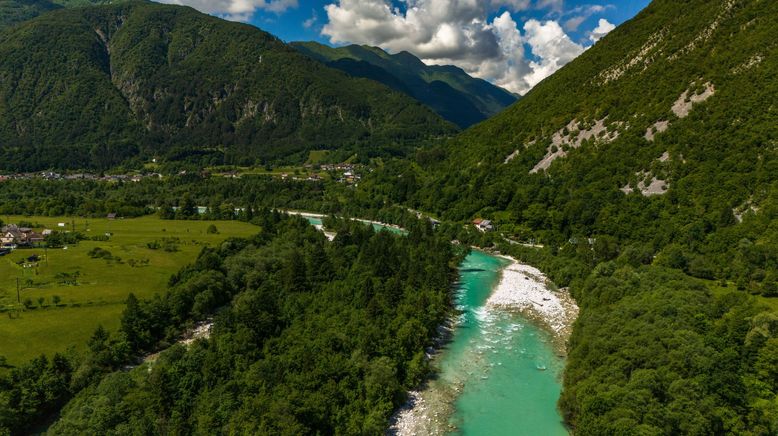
(212, 162, 364, 185)
(0, 162, 365, 186)
(0, 171, 162, 183)
(0, 224, 48, 253)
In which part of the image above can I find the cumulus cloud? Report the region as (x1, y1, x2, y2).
(589, 18, 616, 42)
(322, 0, 593, 94)
(159, 0, 298, 21)
(523, 19, 585, 88)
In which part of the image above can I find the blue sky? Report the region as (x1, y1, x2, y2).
(161, 1, 651, 93)
(253, 1, 649, 47)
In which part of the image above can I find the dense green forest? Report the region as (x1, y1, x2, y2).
(291, 42, 517, 128)
(0, 211, 460, 434)
(0, 1, 119, 30)
(0, 0, 454, 171)
(0, 0, 59, 29)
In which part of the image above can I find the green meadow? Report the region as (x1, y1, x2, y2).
(0, 215, 259, 365)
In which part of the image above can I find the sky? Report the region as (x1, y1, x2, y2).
(158, 1, 651, 94)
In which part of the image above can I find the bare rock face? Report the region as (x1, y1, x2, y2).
(672, 82, 715, 118)
(645, 120, 669, 141)
(599, 29, 667, 85)
(504, 149, 520, 164)
(530, 118, 619, 173)
(621, 170, 669, 196)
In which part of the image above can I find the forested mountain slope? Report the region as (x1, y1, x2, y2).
(367, 0, 778, 432)
(292, 42, 518, 128)
(0, 0, 59, 28)
(410, 0, 777, 289)
(0, 0, 113, 29)
(0, 0, 453, 170)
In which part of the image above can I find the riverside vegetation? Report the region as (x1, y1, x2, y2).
(0, 212, 460, 434)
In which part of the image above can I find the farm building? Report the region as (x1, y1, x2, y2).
(1, 225, 45, 247)
(472, 219, 494, 232)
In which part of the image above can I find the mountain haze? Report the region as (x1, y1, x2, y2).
(292, 41, 518, 128)
(0, 0, 454, 170)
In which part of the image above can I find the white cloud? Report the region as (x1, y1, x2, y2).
(159, 0, 298, 21)
(589, 18, 615, 42)
(303, 9, 318, 28)
(322, 0, 591, 94)
(563, 5, 607, 31)
(535, 0, 564, 13)
(523, 19, 585, 88)
(563, 15, 587, 32)
(490, 0, 531, 11)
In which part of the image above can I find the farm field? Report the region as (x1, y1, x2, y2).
(0, 215, 259, 365)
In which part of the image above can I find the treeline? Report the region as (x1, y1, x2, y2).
(0, 176, 331, 218)
(0, 210, 459, 434)
(0, 173, 437, 230)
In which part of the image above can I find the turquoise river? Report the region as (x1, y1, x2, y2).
(439, 250, 568, 435)
(301, 215, 568, 434)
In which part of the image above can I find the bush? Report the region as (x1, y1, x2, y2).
(88, 247, 113, 259)
(147, 238, 180, 252)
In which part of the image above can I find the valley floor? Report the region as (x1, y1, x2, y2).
(0, 215, 259, 365)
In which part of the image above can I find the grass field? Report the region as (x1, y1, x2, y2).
(0, 215, 259, 365)
(707, 280, 778, 312)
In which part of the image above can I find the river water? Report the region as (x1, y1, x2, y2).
(301, 215, 568, 434)
(440, 250, 568, 435)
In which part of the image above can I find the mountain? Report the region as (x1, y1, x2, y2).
(0, 0, 454, 170)
(0, 0, 60, 28)
(0, 0, 115, 29)
(381, 0, 777, 432)
(291, 41, 518, 129)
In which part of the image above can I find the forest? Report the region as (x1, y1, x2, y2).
(0, 0, 453, 171)
(0, 211, 460, 434)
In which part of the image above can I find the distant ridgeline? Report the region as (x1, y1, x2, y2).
(0, 0, 454, 171)
(292, 42, 518, 129)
